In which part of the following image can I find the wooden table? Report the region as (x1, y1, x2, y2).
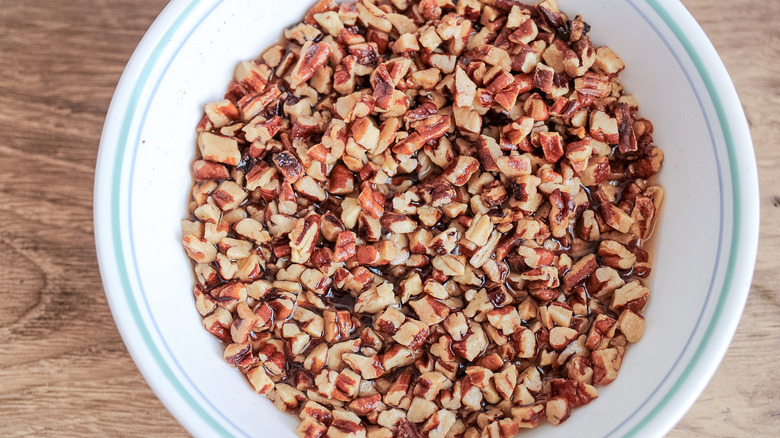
(0, 0, 777, 436)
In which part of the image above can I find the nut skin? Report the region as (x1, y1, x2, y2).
(273, 151, 304, 183)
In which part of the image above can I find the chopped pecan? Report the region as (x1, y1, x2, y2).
(358, 186, 386, 219)
(290, 41, 332, 89)
(592, 347, 623, 385)
(197, 132, 240, 166)
(273, 151, 304, 183)
(409, 295, 450, 326)
(187, 1, 665, 432)
(442, 156, 479, 187)
(599, 240, 637, 270)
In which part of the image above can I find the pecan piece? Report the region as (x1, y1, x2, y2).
(290, 41, 332, 89)
(442, 156, 479, 187)
(273, 151, 304, 183)
(358, 186, 386, 219)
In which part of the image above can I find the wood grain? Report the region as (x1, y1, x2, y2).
(0, 0, 777, 436)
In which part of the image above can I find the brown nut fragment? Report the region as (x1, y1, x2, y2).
(355, 283, 396, 314)
(290, 41, 332, 89)
(588, 266, 625, 300)
(393, 319, 429, 351)
(481, 418, 520, 438)
(349, 396, 385, 423)
(413, 371, 452, 401)
(592, 347, 623, 385)
(289, 215, 322, 263)
(212, 180, 248, 211)
(192, 160, 230, 181)
(487, 306, 523, 336)
(374, 308, 405, 336)
(393, 115, 450, 155)
(238, 87, 282, 121)
(247, 366, 275, 395)
(224, 342, 253, 367)
(202, 307, 232, 343)
(418, 178, 456, 209)
(409, 295, 450, 326)
(480, 181, 507, 207)
(324, 309, 355, 343)
(381, 344, 414, 372)
(589, 110, 619, 144)
(533, 62, 555, 95)
(441, 313, 468, 343)
(295, 175, 327, 202)
(355, 243, 380, 266)
(616, 102, 638, 154)
(233, 60, 271, 92)
(358, 186, 386, 219)
(273, 384, 305, 412)
(420, 409, 456, 438)
(197, 132, 241, 166)
(562, 254, 598, 291)
(549, 327, 579, 351)
(442, 156, 480, 187)
(273, 151, 304, 183)
(296, 417, 328, 438)
(600, 203, 635, 233)
(328, 164, 356, 195)
(454, 67, 477, 107)
(496, 154, 531, 177)
(313, 11, 343, 36)
(501, 117, 534, 148)
(575, 71, 611, 98)
(617, 308, 645, 343)
(599, 240, 637, 270)
(183, 235, 217, 264)
(512, 404, 545, 429)
(211, 281, 247, 312)
(523, 93, 549, 121)
(380, 213, 416, 234)
(327, 409, 366, 438)
(334, 230, 357, 262)
(585, 314, 617, 351)
(594, 46, 626, 75)
(451, 322, 488, 361)
(231, 302, 260, 343)
(512, 328, 537, 359)
(630, 189, 664, 239)
(193, 286, 217, 316)
(631, 146, 664, 178)
(576, 209, 601, 242)
(550, 378, 598, 408)
(245, 162, 278, 192)
(545, 397, 571, 426)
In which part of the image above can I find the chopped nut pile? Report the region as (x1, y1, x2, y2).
(182, 0, 665, 436)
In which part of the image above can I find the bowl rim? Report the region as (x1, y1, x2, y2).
(94, 0, 760, 436)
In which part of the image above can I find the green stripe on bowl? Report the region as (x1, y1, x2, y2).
(110, 0, 234, 436)
(625, 0, 743, 435)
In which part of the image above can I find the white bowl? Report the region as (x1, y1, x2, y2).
(94, 0, 759, 436)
